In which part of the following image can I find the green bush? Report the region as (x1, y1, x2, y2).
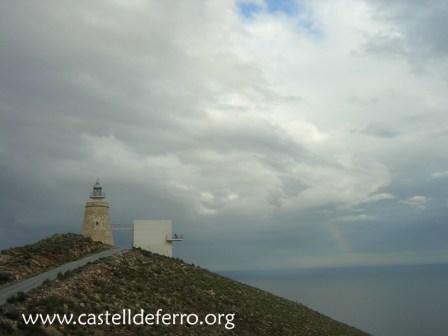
(6, 291, 27, 304)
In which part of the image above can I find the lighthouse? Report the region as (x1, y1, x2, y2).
(81, 180, 114, 245)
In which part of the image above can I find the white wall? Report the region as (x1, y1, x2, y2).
(133, 220, 173, 257)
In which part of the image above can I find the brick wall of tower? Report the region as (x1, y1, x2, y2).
(82, 200, 114, 245)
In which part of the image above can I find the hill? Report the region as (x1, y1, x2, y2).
(0, 238, 368, 335)
(0, 234, 108, 286)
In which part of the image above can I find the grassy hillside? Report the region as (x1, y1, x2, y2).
(0, 247, 369, 335)
(0, 234, 108, 286)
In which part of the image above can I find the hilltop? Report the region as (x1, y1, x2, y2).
(0, 235, 368, 336)
(0, 234, 108, 286)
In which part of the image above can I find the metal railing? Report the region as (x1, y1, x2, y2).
(166, 233, 184, 242)
(90, 191, 106, 199)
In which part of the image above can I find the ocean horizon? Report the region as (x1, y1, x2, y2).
(221, 263, 448, 336)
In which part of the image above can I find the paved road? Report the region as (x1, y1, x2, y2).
(0, 247, 125, 305)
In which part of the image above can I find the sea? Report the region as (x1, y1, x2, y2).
(221, 263, 448, 336)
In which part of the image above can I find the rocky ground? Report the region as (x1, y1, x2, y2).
(0, 234, 108, 285)
(0, 246, 369, 335)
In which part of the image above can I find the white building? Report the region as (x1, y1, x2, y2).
(133, 220, 183, 257)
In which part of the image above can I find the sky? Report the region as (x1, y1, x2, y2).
(1, 0, 448, 271)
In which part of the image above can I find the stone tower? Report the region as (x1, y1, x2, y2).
(81, 180, 114, 245)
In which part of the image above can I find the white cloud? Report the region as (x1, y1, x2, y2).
(431, 171, 448, 179)
(334, 214, 377, 223)
(361, 193, 396, 203)
(401, 195, 429, 209)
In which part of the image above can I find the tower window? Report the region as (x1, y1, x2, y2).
(95, 221, 99, 226)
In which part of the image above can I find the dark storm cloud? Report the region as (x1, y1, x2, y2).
(1, 0, 448, 270)
(350, 123, 399, 139)
(365, 0, 448, 61)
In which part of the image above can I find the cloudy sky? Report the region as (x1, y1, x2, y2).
(1, 0, 448, 271)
